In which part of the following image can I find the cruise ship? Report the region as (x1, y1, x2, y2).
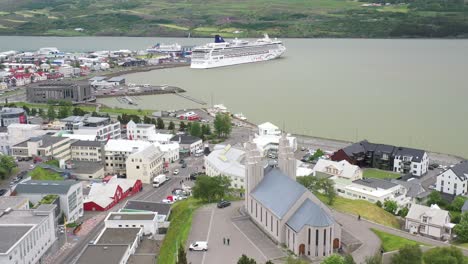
(190, 34, 285, 69)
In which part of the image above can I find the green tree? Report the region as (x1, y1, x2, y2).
(398, 207, 409, 217)
(450, 196, 467, 211)
(157, 117, 165, 129)
(454, 212, 468, 242)
(176, 244, 188, 264)
(72, 107, 87, 116)
(376, 201, 383, 208)
(213, 113, 232, 138)
(91, 111, 99, 117)
(285, 256, 309, 264)
(321, 178, 337, 205)
(143, 115, 151, 124)
(297, 176, 319, 192)
(202, 124, 211, 135)
(265, 261, 274, 264)
(383, 200, 398, 215)
(192, 175, 231, 202)
(423, 246, 464, 264)
(0, 156, 16, 174)
(391, 244, 422, 264)
(38, 108, 46, 119)
(30, 108, 37, 116)
(364, 254, 382, 264)
(237, 254, 257, 264)
(22, 105, 30, 114)
(47, 105, 56, 121)
(0, 166, 7, 180)
(322, 254, 345, 264)
(57, 105, 71, 119)
(168, 121, 175, 130)
(190, 122, 202, 138)
(344, 254, 356, 264)
(426, 191, 445, 206)
(308, 149, 325, 161)
(179, 121, 186, 131)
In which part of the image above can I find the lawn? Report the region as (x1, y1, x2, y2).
(363, 168, 401, 180)
(371, 228, 428, 252)
(30, 167, 63, 181)
(158, 198, 205, 264)
(316, 193, 400, 228)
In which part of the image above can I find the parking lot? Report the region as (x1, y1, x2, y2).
(186, 201, 285, 264)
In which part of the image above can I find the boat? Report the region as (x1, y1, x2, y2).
(147, 43, 182, 53)
(190, 34, 286, 69)
(233, 113, 247, 121)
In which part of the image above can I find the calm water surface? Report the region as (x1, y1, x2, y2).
(1, 36, 467, 158)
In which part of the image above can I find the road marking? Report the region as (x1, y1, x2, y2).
(232, 220, 268, 261)
(201, 208, 214, 264)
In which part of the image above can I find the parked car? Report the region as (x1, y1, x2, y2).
(181, 163, 187, 168)
(189, 241, 208, 251)
(0, 189, 7, 196)
(173, 169, 179, 175)
(162, 199, 174, 204)
(301, 146, 306, 151)
(179, 159, 185, 164)
(217, 200, 231, 208)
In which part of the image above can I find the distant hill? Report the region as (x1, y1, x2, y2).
(0, 0, 467, 38)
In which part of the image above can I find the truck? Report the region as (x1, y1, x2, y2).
(152, 174, 167, 188)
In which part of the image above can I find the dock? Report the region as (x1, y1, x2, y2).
(174, 91, 207, 105)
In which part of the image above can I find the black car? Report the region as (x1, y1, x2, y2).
(0, 189, 7, 196)
(217, 200, 231, 208)
(181, 163, 187, 168)
(179, 159, 185, 164)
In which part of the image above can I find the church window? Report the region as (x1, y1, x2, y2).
(255, 203, 258, 218)
(261, 207, 263, 222)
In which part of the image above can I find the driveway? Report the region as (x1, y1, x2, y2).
(187, 201, 285, 264)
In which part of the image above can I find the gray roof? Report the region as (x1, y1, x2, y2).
(71, 140, 102, 147)
(76, 244, 129, 264)
(123, 200, 171, 216)
(97, 228, 140, 245)
(88, 76, 107, 81)
(450, 161, 468, 181)
(15, 180, 79, 195)
(136, 124, 154, 128)
(394, 147, 426, 162)
(107, 213, 156, 221)
(286, 199, 334, 232)
(251, 168, 306, 219)
(342, 140, 367, 156)
(392, 179, 425, 198)
(170, 134, 202, 145)
(0, 197, 29, 210)
(353, 178, 398, 190)
(0, 225, 33, 253)
(13, 135, 67, 148)
(70, 161, 104, 174)
(462, 201, 468, 213)
(107, 76, 125, 82)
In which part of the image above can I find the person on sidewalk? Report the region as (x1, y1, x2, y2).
(227, 238, 230, 245)
(358, 214, 361, 221)
(223, 237, 226, 245)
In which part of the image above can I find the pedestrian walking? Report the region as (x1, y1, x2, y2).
(223, 237, 226, 245)
(227, 238, 230, 245)
(358, 214, 361, 221)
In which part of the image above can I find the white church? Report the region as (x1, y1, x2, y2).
(245, 134, 341, 260)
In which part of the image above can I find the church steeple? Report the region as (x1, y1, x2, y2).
(245, 139, 264, 210)
(278, 133, 296, 180)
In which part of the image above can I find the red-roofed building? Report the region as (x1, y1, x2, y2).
(83, 176, 142, 211)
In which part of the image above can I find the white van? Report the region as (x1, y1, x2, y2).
(152, 174, 167, 188)
(189, 241, 208, 251)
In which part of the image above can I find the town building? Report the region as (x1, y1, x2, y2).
(253, 122, 297, 156)
(436, 161, 468, 195)
(0, 107, 27, 127)
(245, 135, 341, 260)
(126, 144, 164, 184)
(0, 196, 29, 210)
(312, 159, 363, 181)
(126, 120, 156, 140)
(258, 122, 281, 136)
(121, 200, 172, 222)
(104, 139, 152, 175)
(26, 82, 94, 103)
(0, 124, 48, 155)
(67, 160, 105, 180)
(84, 176, 142, 211)
(13, 180, 84, 222)
(0, 205, 57, 264)
(170, 134, 203, 155)
(107, 76, 126, 85)
(11, 135, 72, 161)
(70, 140, 104, 162)
(61, 115, 121, 141)
(156, 142, 180, 164)
(205, 144, 246, 189)
(147, 133, 174, 144)
(331, 140, 429, 177)
(105, 212, 158, 236)
(391, 179, 428, 204)
(405, 204, 453, 240)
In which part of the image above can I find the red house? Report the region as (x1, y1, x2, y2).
(83, 176, 142, 211)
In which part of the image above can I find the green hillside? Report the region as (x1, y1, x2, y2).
(0, 0, 467, 38)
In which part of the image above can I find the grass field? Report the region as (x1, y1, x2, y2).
(363, 169, 401, 180)
(371, 228, 428, 252)
(158, 198, 205, 264)
(316, 193, 399, 228)
(30, 167, 64, 181)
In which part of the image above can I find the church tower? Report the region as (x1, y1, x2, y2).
(278, 133, 296, 180)
(245, 140, 264, 211)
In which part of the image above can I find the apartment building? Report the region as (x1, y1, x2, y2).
(11, 135, 71, 161)
(71, 140, 104, 161)
(61, 115, 121, 141)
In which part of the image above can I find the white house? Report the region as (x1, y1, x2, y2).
(436, 161, 468, 195)
(104, 139, 152, 174)
(170, 134, 203, 155)
(393, 147, 429, 177)
(405, 204, 453, 240)
(105, 212, 158, 236)
(126, 120, 156, 140)
(58, 64, 73, 77)
(14, 180, 84, 222)
(253, 122, 297, 156)
(155, 142, 179, 163)
(258, 122, 281, 136)
(126, 144, 164, 184)
(0, 205, 57, 264)
(148, 133, 174, 144)
(61, 116, 121, 141)
(71, 140, 103, 162)
(312, 159, 362, 181)
(205, 144, 246, 189)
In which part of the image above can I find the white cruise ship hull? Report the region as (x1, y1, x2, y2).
(191, 47, 285, 69)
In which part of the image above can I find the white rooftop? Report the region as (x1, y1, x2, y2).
(313, 159, 361, 179)
(258, 122, 279, 131)
(205, 144, 246, 178)
(148, 133, 173, 143)
(105, 139, 151, 153)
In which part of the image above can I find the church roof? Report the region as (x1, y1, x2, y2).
(251, 168, 306, 219)
(286, 199, 335, 232)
